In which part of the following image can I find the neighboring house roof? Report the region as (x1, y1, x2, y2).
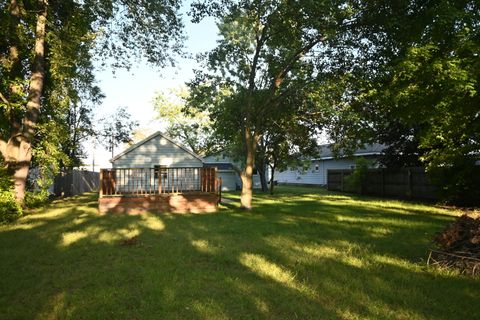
(313, 143, 385, 160)
(203, 162, 234, 170)
(110, 131, 204, 163)
(203, 151, 231, 161)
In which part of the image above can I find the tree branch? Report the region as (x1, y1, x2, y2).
(247, 23, 268, 92)
(256, 36, 327, 122)
(0, 139, 6, 158)
(0, 91, 11, 107)
(273, 36, 326, 89)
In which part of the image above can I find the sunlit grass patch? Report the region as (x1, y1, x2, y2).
(0, 187, 477, 320)
(61, 231, 89, 246)
(239, 252, 316, 297)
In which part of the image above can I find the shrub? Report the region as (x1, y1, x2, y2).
(0, 167, 22, 224)
(0, 189, 22, 224)
(24, 189, 51, 209)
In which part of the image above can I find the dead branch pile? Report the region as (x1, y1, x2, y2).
(428, 214, 480, 276)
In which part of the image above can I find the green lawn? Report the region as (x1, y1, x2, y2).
(0, 186, 478, 319)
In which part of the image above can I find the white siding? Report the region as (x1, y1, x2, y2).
(218, 170, 241, 191)
(275, 159, 358, 185)
(112, 135, 203, 168)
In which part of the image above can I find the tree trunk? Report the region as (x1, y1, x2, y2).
(3, 1, 47, 204)
(240, 127, 256, 210)
(258, 165, 268, 192)
(255, 136, 268, 192)
(269, 165, 276, 195)
(256, 151, 268, 192)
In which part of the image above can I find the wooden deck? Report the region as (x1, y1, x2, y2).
(99, 167, 221, 214)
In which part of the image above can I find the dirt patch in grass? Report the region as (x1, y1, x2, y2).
(430, 214, 480, 276)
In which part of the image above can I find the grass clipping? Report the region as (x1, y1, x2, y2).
(429, 214, 480, 276)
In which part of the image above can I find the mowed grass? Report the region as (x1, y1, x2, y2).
(0, 186, 478, 320)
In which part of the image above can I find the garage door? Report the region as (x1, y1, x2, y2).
(218, 170, 239, 191)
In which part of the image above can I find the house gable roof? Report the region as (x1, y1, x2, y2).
(110, 131, 204, 163)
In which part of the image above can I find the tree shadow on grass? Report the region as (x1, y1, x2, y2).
(0, 191, 478, 320)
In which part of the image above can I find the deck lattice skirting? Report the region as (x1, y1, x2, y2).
(99, 167, 221, 214)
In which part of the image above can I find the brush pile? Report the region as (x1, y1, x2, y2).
(428, 214, 480, 276)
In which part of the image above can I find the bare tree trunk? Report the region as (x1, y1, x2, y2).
(3, 1, 48, 204)
(240, 127, 256, 210)
(258, 166, 268, 192)
(240, 170, 253, 210)
(238, 23, 267, 210)
(256, 153, 268, 192)
(269, 165, 276, 195)
(255, 136, 269, 192)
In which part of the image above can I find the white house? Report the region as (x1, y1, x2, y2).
(110, 132, 250, 191)
(275, 144, 384, 186)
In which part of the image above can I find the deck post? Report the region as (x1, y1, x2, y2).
(112, 169, 116, 195)
(158, 168, 162, 194)
(99, 169, 104, 198)
(218, 177, 222, 203)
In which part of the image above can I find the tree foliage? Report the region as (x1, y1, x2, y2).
(321, 0, 479, 204)
(0, 0, 184, 204)
(188, 0, 353, 208)
(153, 86, 216, 156)
(98, 107, 138, 159)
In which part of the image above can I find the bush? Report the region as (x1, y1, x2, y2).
(24, 189, 51, 209)
(0, 166, 22, 224)
(0, 189, 22, 224)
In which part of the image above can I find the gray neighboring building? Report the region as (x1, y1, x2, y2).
(203, 154, 242, 191)
(203, 153, 262, 191)
(275, 144, 384, 186)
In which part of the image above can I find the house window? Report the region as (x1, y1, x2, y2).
(253, 168, 258, 175)
(154, 165, 168, 179)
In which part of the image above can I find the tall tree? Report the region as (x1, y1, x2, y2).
(98, 107, 138, 159)
(324, 0, 480, 203)
(0, 0, 183, 204)
(189, 0, 353, 209)
(255, 82, 324, 193)
(153, 86, 216, 156)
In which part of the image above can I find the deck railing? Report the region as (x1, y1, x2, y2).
(99, 167, 221, 197)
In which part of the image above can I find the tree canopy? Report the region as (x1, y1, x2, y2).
(0, 0, 184, 204)
(188, 0, 479, 206)
(324, 0, 480, 203)
(153, 86, 216, 156)
(188, 0, 354, 208)
(98, 106, 138, 159)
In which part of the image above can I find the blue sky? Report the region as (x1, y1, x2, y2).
(85, 5, 219, 170)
